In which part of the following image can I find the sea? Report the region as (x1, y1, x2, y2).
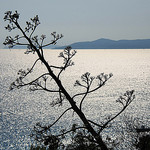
(0, 49, 150, 149)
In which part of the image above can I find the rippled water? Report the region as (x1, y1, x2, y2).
(0, 49, 150, 149)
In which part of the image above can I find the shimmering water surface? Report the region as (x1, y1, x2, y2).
(0, 49, 150, 149)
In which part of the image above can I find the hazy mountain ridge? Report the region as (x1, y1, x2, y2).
(3, 38, 150, 49)
(55, 38, 150, 49)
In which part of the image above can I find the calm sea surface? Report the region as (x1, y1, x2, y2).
(0, 49, 150, 149)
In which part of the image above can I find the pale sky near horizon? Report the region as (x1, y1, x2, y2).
(0, 0, 150, 48)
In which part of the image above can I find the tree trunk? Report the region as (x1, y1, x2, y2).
(25, 41, 108, 150)
(39, 55, 108, 150)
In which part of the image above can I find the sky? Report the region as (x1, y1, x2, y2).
(0, 0, 150, 48)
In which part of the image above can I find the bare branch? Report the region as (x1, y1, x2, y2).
(78, 72, 95, 110)
(86, 91, 135, 134)
(29, 15, 40, 38)
(88, 120, 103, 128)
(73, 73, 113, 99)
(99, 90, 135, 133)
(41, 40, 59, 48)
(80, 88, 89, 110)
(39, 107, 72, 132)
(10, 73, 50, 90)
(49, 107, 72, 128)
(40, 34, 46, 47)
(30, 84, 61, 93)
(4, 10, 19, 24)
(56, 126, 87, 137)
(57, 47, 77, 78)
(74, 80, 87, 88)
(25, 58, 40, 77)
(49, 65, 63, 70)
(3, 35, 29, 48)
(41, 32, 63, 48)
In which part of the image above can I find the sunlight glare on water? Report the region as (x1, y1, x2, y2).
(0, 49, 150, 149)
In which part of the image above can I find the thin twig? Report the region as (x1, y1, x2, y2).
(56, 126, 86, 137)
(88, 120, 103, 128)
(72, 82, 105, 99)
(47, 107, 72, 129)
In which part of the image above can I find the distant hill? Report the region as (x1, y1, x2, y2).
(55, 38, 150, 49)
(3, 45, 56, 49)
(4, 38, 150, 49)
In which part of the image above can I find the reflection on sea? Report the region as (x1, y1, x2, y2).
(0, 49, 150, 149)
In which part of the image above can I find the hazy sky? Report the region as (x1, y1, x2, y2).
(0, 0, 150, 48)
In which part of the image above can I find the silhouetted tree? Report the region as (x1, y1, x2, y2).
(4, 11, 135, 150)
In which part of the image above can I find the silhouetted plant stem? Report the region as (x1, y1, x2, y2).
(4, 11, 135, 150)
